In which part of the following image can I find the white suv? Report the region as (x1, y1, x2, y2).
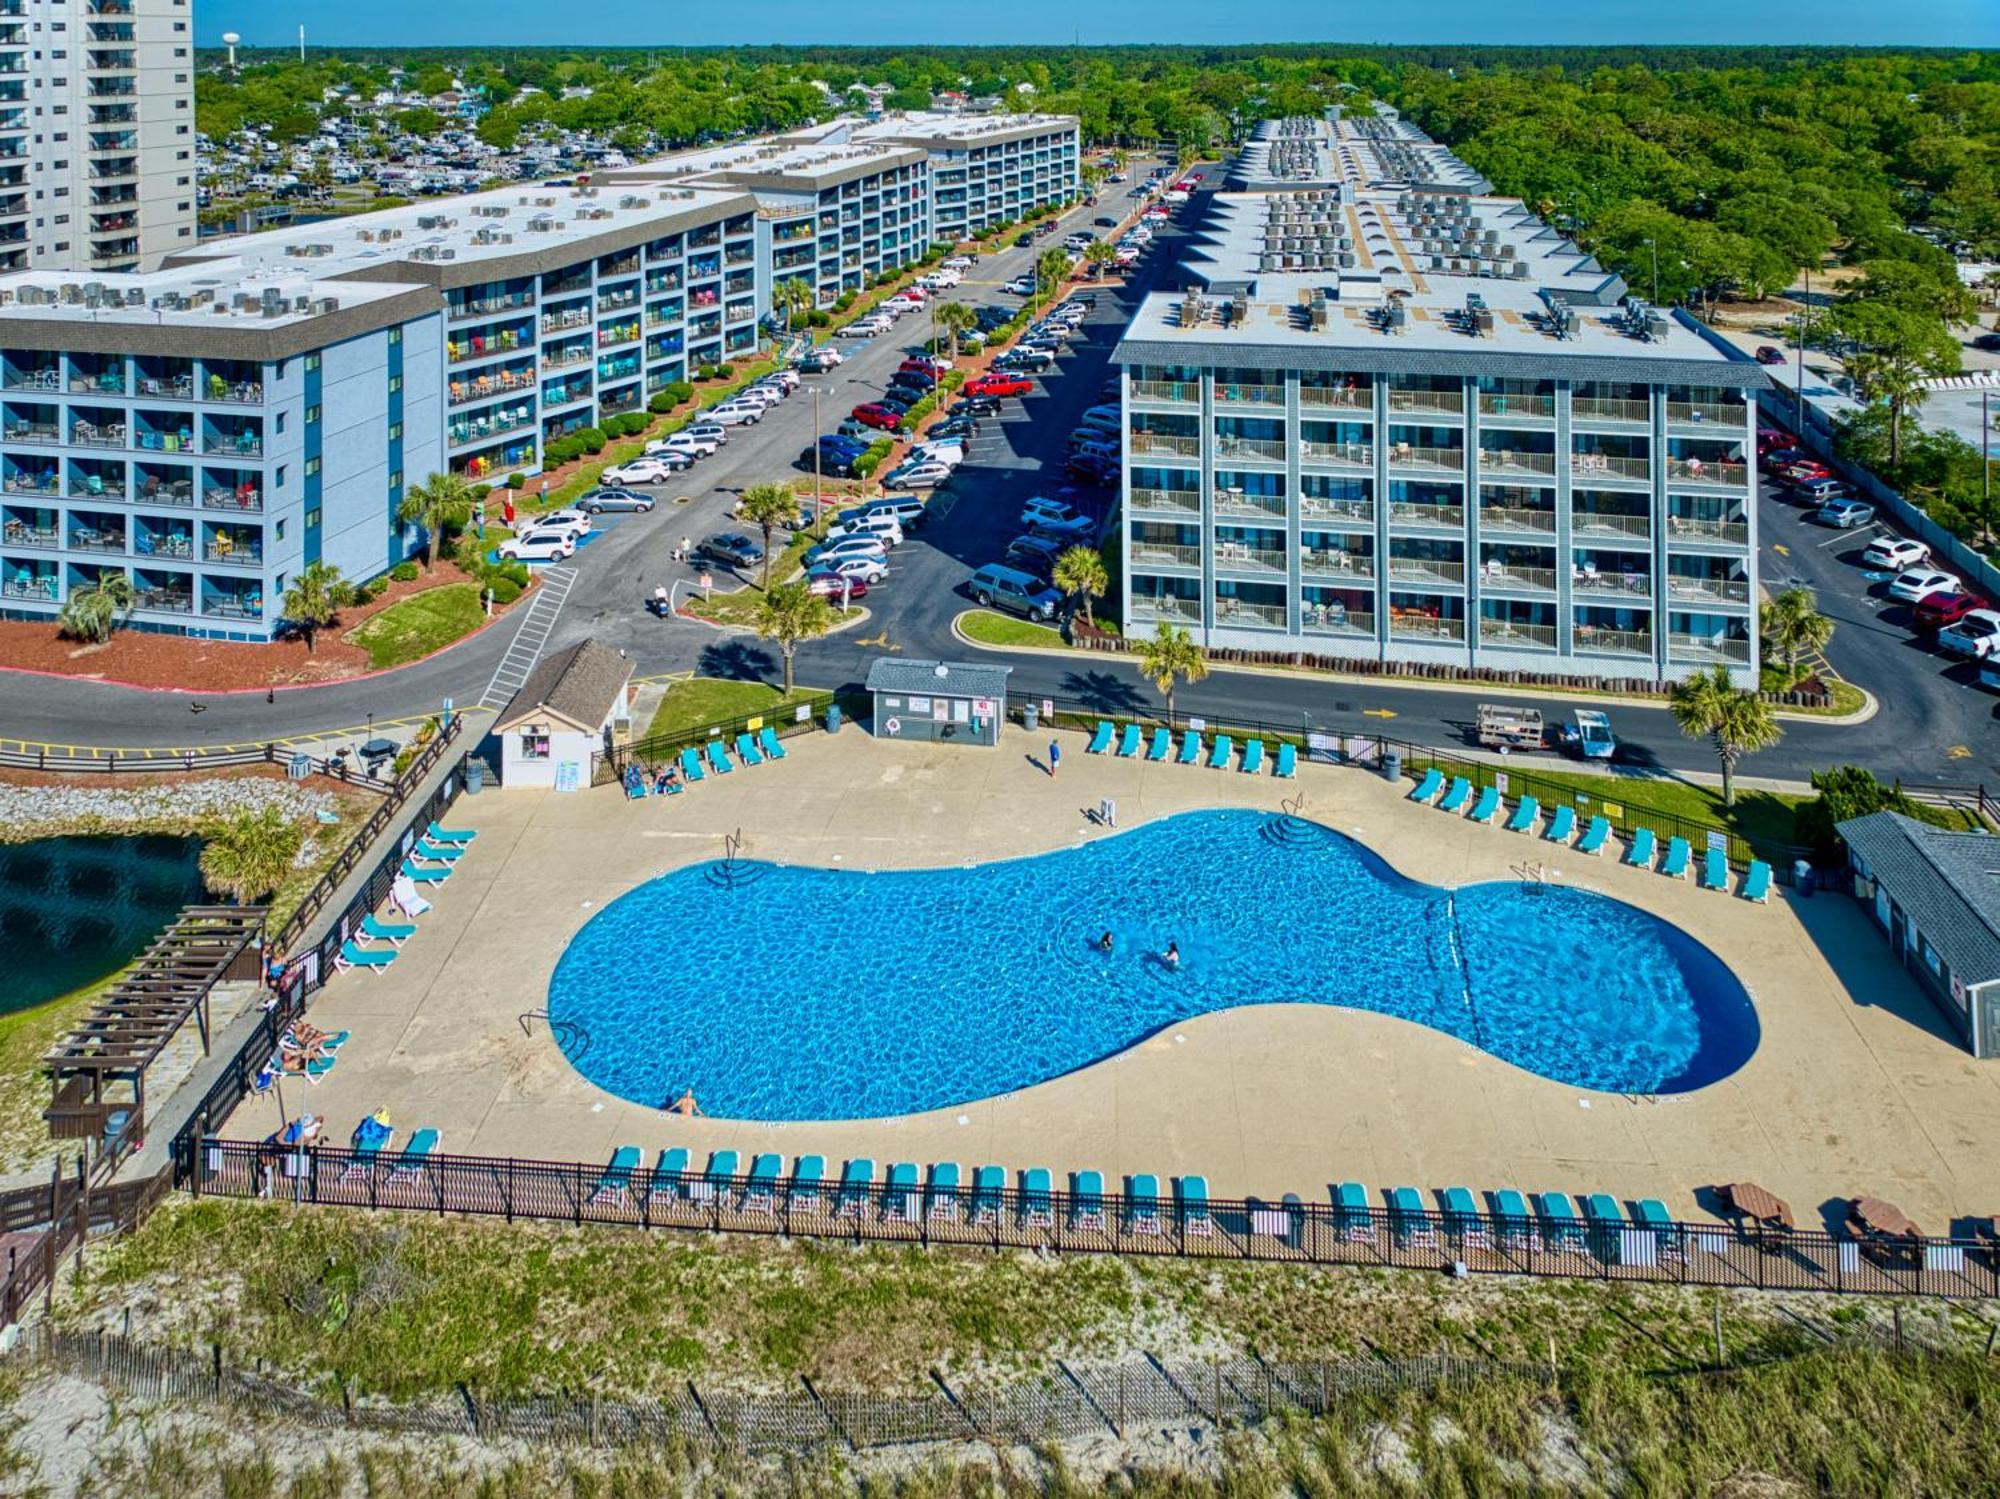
(498, 527, 576, 562)
(650, 432, 718, 460)
(601, 457, 683, 487)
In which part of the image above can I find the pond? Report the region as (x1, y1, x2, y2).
(0, 836, 205, 1017)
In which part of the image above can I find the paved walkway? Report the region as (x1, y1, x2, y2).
(233, 724, 2000, 1234)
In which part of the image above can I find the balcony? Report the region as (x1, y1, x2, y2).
(1665, 457, 1746, 489)
(70, 420, 126, 448)
(1572, 566, 1651, 598)
(1668, 633, 1753, 665)
(1666, 516, 1748, 547)
(1386, 444, 1463, 473)
(1666, 575, 1753, 606)
(1574, 626, 1653, 658)
(67, 526, 125, 554)
(134, 586, 192, 614)
(1301, 546, 1371, 579)
(0, 574, 55, 600)
(203, 375, 263, 404)
(1212, 542, 1287, 574)
(1571, 396, 1651, 424)
(1, 520, 55, 545)
(1130, 539, 1202, 568)
(1387, 388, 1467, 420)
(1129, 431, 1200, 459)
(1212, 490, 1286, 523)
(1130, 487, 1200, 515)
(1299, 439, 1372, 468)
(4, 420, 56, 444)
(452, 291, 533, 319)
(1666, 400, 1746, 428)
(1214, 597, 1288, 628)
(204, 540, 262, 567)
(1478, 618, 1557, 650)
(1571, 453, 1651, 482)
(1478, 504, 1556, 535)
(1129, 378, 1198, 405)
(1129, 594, 1204, 627)
(1476, 449, 1556, 478)
(1388, 558, 1466, 586)
(1478, 561, 1556, 594)
(1389, 501, 1465, 529)
(1214, 435, 1285, 463)
(1477, 392, 1555, 420)
(203, 434, 261, 459)
(1298, 383, 1371, 413)
(1571, 509, 1650, 540)
(1389, 612, 1467, 642)
(1302, 605, 1374, 637)
(449, 369, 535, 407)
(539, 308, 590, 336)
(1213, 381, 1285, 408)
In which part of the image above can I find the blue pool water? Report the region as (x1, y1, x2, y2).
(547, 810, 1760, 1121)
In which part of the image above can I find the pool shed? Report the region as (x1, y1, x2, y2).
(1838, 810, 2000, 1056)
(865, 658, 1010, 747)
(492, 638, 634, 790)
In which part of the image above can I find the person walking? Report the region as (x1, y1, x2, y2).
(1047, 739, 1061, 778)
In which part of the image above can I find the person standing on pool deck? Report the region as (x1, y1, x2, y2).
(1048, 740, 1061, 778)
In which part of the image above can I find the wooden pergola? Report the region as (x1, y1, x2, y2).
(44, 906, 267, 1140)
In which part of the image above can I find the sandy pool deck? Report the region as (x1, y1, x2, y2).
(234, 725, 2000, 1234)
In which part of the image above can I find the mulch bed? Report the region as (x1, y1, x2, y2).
(0, 559, 517, 692)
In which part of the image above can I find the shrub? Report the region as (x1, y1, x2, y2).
(851, 438, 895, 480)
(505, 472, 526, 489)
(808, 309, 831, 328)
(470, 483, 492, 502)
(499, 560, 530, 589)
(389, 561, 420, 583)
(665, 380, 693, 405)
(544, 437, 579, 465)
(833, 289, 857, 312)
(486, 575, 524, 606)
(580, 431, 607, 456)
(647, 391, 674, 414)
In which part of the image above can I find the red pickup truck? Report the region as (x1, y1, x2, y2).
(966, 373, 1033, 399)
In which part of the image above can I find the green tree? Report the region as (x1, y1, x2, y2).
(280, 561, 353, 654)
(1034, 246, 1071, 314)
(736, 483, 798, 590)
(398, 471, 474, 573)
(1667, 665, 1783, 809)
(1084, 240, 1117, 278)
(752, 582, 832, 695)
(1830, 300, 1960, 467)
(1760, 585, 1834, 681)
(393, 107, 443, 137)
(1051, 544, 1109, 626)
(771, 277, 815, 332)
(198, 804, 306, 907)
(933, 300, 977, 363)
(55, 573, 136, 645)
(1135, 621, 1208, 724)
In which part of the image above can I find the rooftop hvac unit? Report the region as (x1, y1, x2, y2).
(1511, 261, 1531, 279)
(1475, 309, 1495, 336)
(379, 228, 402, 241)
(1644, 312, 1672, 341)
(313, 297, 340, 314)
(1309, 290, 1329, 329)
(1387, 301, 1407, 330)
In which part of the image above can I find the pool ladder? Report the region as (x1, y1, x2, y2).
(1261, 793, 1329, 849)
(519, 1010, 592, 1060)
(704, 828, 768, 889)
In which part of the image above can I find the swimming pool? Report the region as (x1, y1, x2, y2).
(546, 810, 1759, 1121)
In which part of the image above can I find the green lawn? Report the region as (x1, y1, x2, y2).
(1465, 763, 1810, 850)
(958, 607, 1067, 649)
(642, 677, 823, 741)
(346, 583, 488, 669)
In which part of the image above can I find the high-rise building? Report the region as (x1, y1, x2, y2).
(1113, 113, 1771, 685)
(3, 0, 197, 274)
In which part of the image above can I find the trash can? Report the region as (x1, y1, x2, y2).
(465, 759, 486, 794)
(1383, 749, 1401, 784)
(826, 702, 842, 735)
(1793, 859, 1814, 896)
(1024, 703, 1039, 733)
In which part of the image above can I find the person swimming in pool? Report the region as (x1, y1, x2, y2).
(1098, 931, 1114, 954)
(668, 1088, 702, 1117)
(1163, 941, 1180, 970)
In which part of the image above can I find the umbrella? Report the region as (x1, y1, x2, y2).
(1720, 1181, 1794, 1230)
(1850, 1196, 1921, 1240)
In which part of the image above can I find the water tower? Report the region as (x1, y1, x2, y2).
(221, 31, 240, 69)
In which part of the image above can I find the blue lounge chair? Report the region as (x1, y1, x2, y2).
(1126, 1174, 1162, 1234)
(680, 746, 706, 783)
(1086, 720, 1114, 754)
(1441, 1186, 1489, 1249)
(401, 858, 451, 885)
(1742, 859, 1772, 903)
(1437, 777, 1472, 814)
(706, 740, 733, 775)
(1240, 739, 1264, 775)
(588, 1146, 641, 1207)
(1116, 723, 1142, 757)
(1577, 815, 1610, 855)
(340, 1117, 392, 1182)
(1146, 727, 1172, 762)
(387, 1128, 439, 1183)
(1544, 804, 1576, 845)
(927, 1162, 962, 1221)
(971, 1164, 1005, 1224)
(1275, 743, 1297, 778)
(837, 1158, 874, 1216)
(1408, 768, 1444, 804)
(1468, 785, 1501, 824)
(1635, 1197, 1685, 1260)
(734, 731, 763, 766)
(337, 940, 396, 972)
(414, 839, 464, 863)
(1020, 1167, 1054, 1227)
(1702, 848, 1729, 892)
(1492, 1189, 1539, 1252)
(1539, 1191, 1586, 1253)
(697, 1149, 739, 1205)
(1177, 1174, 1212, 1236)
(790, 1154, 825, 1210)
(652, 1146, 689, 1201)
(1177, 730, 1202, 765)
(427, 821, 475, 845)
(1624, 827, 1657, 869)
(283, 1027, 348, 1053)
(757, 726, 787, 760)
(1207, 734, 1234, 770)
(1334, 1180, 1374, 1242)
(1389, 1185, 1437, 1247)
(1660, 836, 1691, 879)
(361, 913, 416, 946)
(883, 1161, 919, 1221)
(1506, 795, 1540, 833)
(1071, 1170, 1106, 1230)
(744, 1153, 783, 1212)
(1583, 1192, 1624, 1259)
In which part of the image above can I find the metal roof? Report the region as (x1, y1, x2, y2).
(865, 657, 1013, 700)
(1838, 811, 2000, 986)
(1112, 336, 1773, 388)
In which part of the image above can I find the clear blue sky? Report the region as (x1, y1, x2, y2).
(200, 2, 1996, 50)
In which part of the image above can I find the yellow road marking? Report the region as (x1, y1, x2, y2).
(1772, 543, 1790, 556)
(1948, 745, 1972, 760)
(1362, 708, 1397, 720)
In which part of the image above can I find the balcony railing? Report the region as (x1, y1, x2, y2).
(203, 436, 261, 458)
(1299, 440, 1372, 467)
(540, 309, 590, 335)
(1477, 449, 1557, 477)
(1388, 558, 1466, 585)
(1389, 612, 1467, 641)
(1478, 505, 1556, 534)
(1, 522, 56, 545)
(1574, 627, 1654, 657)
(1666, 576, 1753, 605)
(134, 587, 191, 613)
(1299, 497, 1372, 524)
(70, 426, 126, 449)
(135, 481, 192, 507)
(1213, 382, 1285, 407)
(1128, 596, 1203, 626)
(1572, 396, 1651, 424)
(1479, 562, 1556, 593)
(1665, 458, 1747, 489)
(1571, 510, 1650, 539)
(1215, 435, 1285, 462)
(1387, 389, 1465, 417)
(449, 370, 535, 406)
(1130, 432, 1200, 459)
(1212, 543, 1287, 574)
(1129, 379, 1198, 404)
(1131, 541, 1203, 568)
(1302, 607, 1374, 637)
(202, 487, 262, 512)
(67, 529, 125, 553)
(134, 532, 192, 559)
(1130, 487, 1200, 515)
(1301, 547, 1371, 578)
(1666, 401, 1746, 428)
(1213, 598, 1288, 628)
(1477, 619, 1557, 649)
(0, 575, 55, 600)
(1572, 568, 1651, 597)
(1386, 444, 1463, 472)
(203, 598, 263, 620)
(1571, 453, 1651, 481)
(204, 542, 261, 566)
(1389, 502, 1465, 528)
(1477, 393, 1555, 419)
(4, 421, 57, 444)
(1212, 491, 1286, 522)
(1298, 385, 1371, 413)
(1668, 634, 1753, 664)
(1666, 516, 1748, 547)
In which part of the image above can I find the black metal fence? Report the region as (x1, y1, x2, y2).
(185, 1139, 2000, 1302)
(0, 741, 409, 780)
(591, 689, 863, 786)
(24, 1323, 1542, 1452)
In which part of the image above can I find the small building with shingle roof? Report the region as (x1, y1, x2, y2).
(864, 658, 1011, 746)
(1838, 810, 2000, 1055)
(492, 638, 633, 791)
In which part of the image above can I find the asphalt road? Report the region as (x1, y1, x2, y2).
(2, 174, 1992, 790)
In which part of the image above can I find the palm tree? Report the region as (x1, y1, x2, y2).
(1084, 240, 1117, 278)
(1760, 585, 1834, 681)
(198, 803, 306, 906)
(1052, 544, 1109, 627)
(933, 300, 977, 363)
(753, 581, 833, 695)
(280, 561, 352, 654)
(1135, 621, 1208, 725)
(56, 572, 136, 645)
(772, 277, 815, 332)
(1667, 664, 1783, 808)
(737, 483, 799, 590)
(398, 470, 473, 573)
(1034, 246, 1071, 315)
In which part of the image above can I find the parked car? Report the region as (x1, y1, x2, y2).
(650, 433, 717, 460)
(498, 527, 576, 562)
(969, 562, 1063, 621)
(823, 514, 903, 548)
(1815, 497, 1876, 529)
(1913, 590, 1986, 631)
(949, 395, 1002, 419)
(843, 496, 928, 531)
(1022, 496, 1083, 527)
(1094, 215, 1119, 227)
(844, 315, 892, 337)
(696, 533, 765, 569)
(805, 569, 870, 600)
(795, 347, 844, 372)
(1005, 534, 1064, 574)
(529, 507, 592, 536)
(906, 440, 964, 468)
(1863, 536, 1930, 571)
(806, 554, 888, 585)
(682, 423, 729, 447)
(1029, 513, 1097, 543)
(805, 535, 889, 568)
(1887, 566, 1961, 605)
(1066, 453, 1120, 485)
(732, 385, 784, 407)
(850, 403, 904, 431)
(1755, 345, 1788, 365)
(941, 254, 975, 270)
(577, 487, 656, 514)
(966, 373, 1033, 399)
(883, 460, 951, 490)
(1003, 275, 1037, 295)
(1937, 610, 2000, 659)
(1796, 477, 1853, 506)
(997, 349, 1055, 374)
(1777, 459, 1833, 485)
(888, 370, 936, 393)
(600, 457, 682, 487)
(706, 401, 764, 426)
(930, 416, 981, 441)
(900, 355, 951, 377)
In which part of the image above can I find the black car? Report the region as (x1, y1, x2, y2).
(1066, 453, 1120, 485)
(975, 308, 1012, 330)
(696, 533, 765, 568)
(1015, 231, 1034, 247)
(876, 393, 916, 414)
(930, 416, 981, 440)
(1005, 534, 1064, 576)
(950, 395, 1002, 418)
(1094, 216, 1118, 227)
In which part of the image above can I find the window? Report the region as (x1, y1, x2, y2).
(387, 375, 402, 394)
(274, 412, 286, 435)
(387, 470, 402, 489)
(303, 507, 321, 529)
(304, 404, 320, 424)
(274, 464, 286, 488)
(275, 519, 286, 541)
(304, 456, 320, 477)
(387, 327, 401, 345)
(275, 572, 286, 594)
(303, 354, 320, 372)
(387, 421, 403, 441)
(519, 727, 551, 761)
